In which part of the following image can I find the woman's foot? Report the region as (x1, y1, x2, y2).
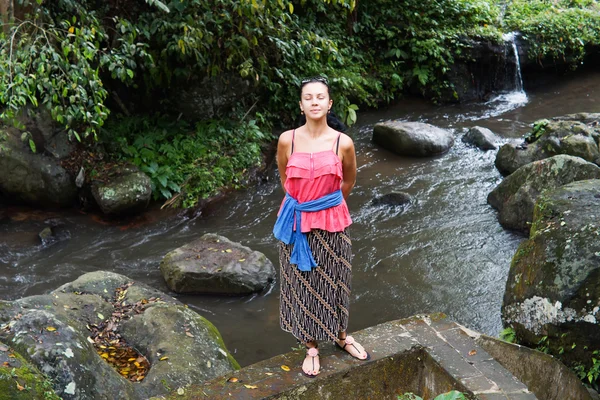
(335, 335, 370, 360)
(302, 346, 320, 377)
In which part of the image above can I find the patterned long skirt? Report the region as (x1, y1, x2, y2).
(278, 229, 353, 343)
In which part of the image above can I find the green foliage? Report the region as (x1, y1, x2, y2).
(398, 391, 468, 400)
(102, 115, 271, 207)
(504, 0, 600, 67)
(499, 327, 516, 343)
(524, 119, 550, 143)
(0, 0, 152, 142)
(573, 350, 600, 391)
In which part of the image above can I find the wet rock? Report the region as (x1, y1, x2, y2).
(160, 233, 275, 295)
(91, 166, 152, 215)
(495, 118, 600, 176)
(0, 129, 77, 208)
(0, 342, 62, 400)
(372, 192, 412, 207)
(38, 224, 70, 246)
(502, 179, 600, 368)
(0, 271, 238, 400)
(461, 126, 498, 150)
(372, 121, 454, 157)
(487, 155, 600, 233)
(120, 303, 240, 399)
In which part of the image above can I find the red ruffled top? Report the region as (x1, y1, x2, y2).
(281, 150, 352, 233)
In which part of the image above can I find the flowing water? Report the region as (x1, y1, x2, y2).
(2, 69, 600, 367)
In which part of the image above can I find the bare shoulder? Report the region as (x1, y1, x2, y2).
(338, 133, 355, 151)
(278, 129, 294, 145)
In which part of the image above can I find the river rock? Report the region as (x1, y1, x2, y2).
(488, 155, 600, 233)
(372, 121, 454, 157)
(0, 129, 77, 207)
(38, 224, 71, 246)
(461, 126, 499, 150)
(495, 118, 600, 176)
(372, 192, 412, 207)
(160, 234, 275, 295)
(502, 179, 600, 368)
(0, 271, 238, 400)
(0, 341, 61, 400)
(91, 166, 152, 215)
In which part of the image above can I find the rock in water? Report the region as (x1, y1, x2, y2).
(372, 192, 412, 207)
(91, 166, 152, 215)
(502, 179, 600, 367)
(462, 126, 499, 150)
(488, 155, 600, 233)
(160, 233, 275, 295)
(0, 271, 239, 399)
(372, 121, 454, 157)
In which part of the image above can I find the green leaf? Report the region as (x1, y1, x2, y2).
(433, 391, 467, 400)
(29, 139, 37, 153)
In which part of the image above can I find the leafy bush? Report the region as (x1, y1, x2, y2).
(504, 0, 600, 67)
(102, 115, 271, 207)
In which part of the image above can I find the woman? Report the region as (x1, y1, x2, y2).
(273, 76, 369, 378)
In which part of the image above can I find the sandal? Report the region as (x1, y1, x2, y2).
(335, 335, 371, 361)
(302, 346, 320, 378)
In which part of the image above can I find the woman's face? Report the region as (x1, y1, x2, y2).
(299, 82, 332, 121)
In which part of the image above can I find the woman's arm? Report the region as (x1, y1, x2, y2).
(339, 134, 357, 200)
(277, 130, 293, 194)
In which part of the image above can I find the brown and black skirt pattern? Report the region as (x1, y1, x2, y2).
(278, 229, 352, 343)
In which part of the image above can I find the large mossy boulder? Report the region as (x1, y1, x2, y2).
(0, 343, 61, 400)
(0, 271, 238, 400)
(487, 155, 600, 233)
(502, 179, 600, 367)
(0, 130, 77, 207)
(495, 116, 600, 176)
(372, 121, 454, 157)
(160, 233, 275, 295)
(91, 166, 152, 215)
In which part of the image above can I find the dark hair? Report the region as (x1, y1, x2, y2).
(299, 76, 347, 132)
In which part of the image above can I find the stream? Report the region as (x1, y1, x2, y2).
(1, 68, 600, 367)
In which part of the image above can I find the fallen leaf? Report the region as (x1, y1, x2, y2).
(185, 332, 194, 338)
(244, 384, 258, 389)
(468, 350, 477, 356)
(225, 249, 232, 253)
(97, 313, 104, 320)
(46, 327, 57, 332)
(87, 337, 95, 344)
(16, 382, 25, 391)
(207, 360, 211, 368)
(2, 362, 9, 367)
(7, 353, 15, 358)
(265, 372, 273, 376)
(159, 356, 169, 361)
(280, 365, 290, 371)
(227, 377, 239, 383)
(0, 345, 8, 352)
(177, 387, 185, 395)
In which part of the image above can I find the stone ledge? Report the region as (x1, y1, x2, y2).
(158, 314, 592, 399)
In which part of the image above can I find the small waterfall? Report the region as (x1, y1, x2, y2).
(464, 31, 528, 120)
(502, 32, 525, 93)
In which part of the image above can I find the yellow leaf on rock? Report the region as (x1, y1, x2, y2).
(225, 249, 232, 253)
(101, 353, 109, 359)
(227, 377, 239, 383)
(185, 332, 194, 338)
(46, 327, 57, 332)
(159, 356, 169, 361)
(244, 384, 258, 389)
(87, 337, 94, 344)
(238, 259, 245, 262)
(280, 365, 290, 371)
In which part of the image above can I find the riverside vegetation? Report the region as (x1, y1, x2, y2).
(0, 0, 599, 208)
